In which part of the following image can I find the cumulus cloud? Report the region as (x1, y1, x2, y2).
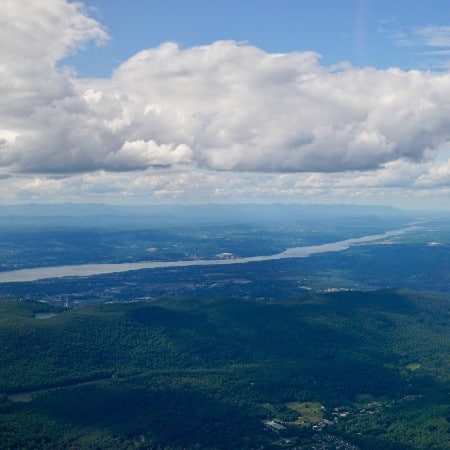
(416, 158, 450, 187)
(2, 0, 450, 183)
(0, 0, 108, 172)
(2, 164, 450, 210)
(104, 42, 450, 173)
(109, 140, 193, 169)
(0, 0, 107, 115)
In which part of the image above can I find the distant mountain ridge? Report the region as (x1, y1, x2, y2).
(0, 203, 410, 228)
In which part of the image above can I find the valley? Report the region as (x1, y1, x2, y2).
(0, 205, 449, 449)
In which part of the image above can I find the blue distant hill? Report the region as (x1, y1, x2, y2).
(0, 203, 411, 228)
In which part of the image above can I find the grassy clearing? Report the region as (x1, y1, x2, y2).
(406, 363, 422, 371)
(286, 401, 323, 426)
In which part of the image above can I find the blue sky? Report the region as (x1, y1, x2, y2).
(68, 0, 450, 76)
(1, 0, 450, 209)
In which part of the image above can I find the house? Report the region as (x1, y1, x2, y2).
(263, 420, 286, 431)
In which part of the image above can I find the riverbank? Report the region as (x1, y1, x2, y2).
(0, 226, 416, 284)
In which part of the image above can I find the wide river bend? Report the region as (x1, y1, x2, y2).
(0, 226, 415, 283)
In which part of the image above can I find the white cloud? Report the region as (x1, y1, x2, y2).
(102, 42, 450, 173)
(1, 1, 450, 208)
(5, 33, 450, 175)
(416, 159, 450, 187)
(388, 25, 450, 69)
(390, 26, 450, 48)
(109, 140, 193, 169)
(0, 0, 109, 172)
(2, 166, 450, 210)
(411, 26, 450, 48)
(0, 0, 107, 114)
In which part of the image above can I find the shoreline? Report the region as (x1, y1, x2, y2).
(0, 226, 416, 284)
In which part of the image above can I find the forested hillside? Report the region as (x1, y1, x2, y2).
(0, 290, 448, 449)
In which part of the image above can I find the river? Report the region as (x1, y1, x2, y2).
(0, 226, 416, 283)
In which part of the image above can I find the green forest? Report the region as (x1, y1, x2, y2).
(0, 290, 449, 449)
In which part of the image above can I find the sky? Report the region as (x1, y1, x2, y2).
(1, 0, 450, 209)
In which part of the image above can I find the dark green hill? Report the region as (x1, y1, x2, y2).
(0, 290, 448, 449)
